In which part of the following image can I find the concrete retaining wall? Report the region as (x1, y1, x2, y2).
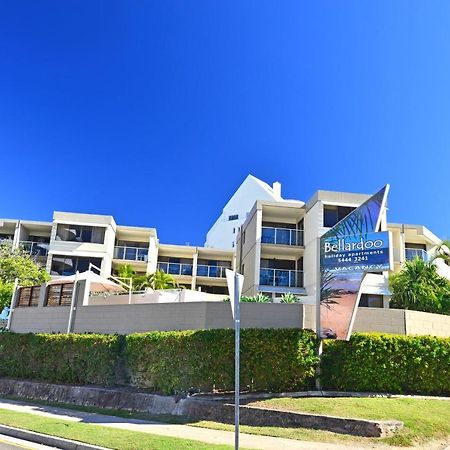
(0, 379, 402, 437)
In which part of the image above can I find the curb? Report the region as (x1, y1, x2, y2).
(0, 424, 109, 450)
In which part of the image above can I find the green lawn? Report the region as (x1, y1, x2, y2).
(2, 396, 450, 448)
(0, 408, 232, 450)
(247, 397, 450, 446)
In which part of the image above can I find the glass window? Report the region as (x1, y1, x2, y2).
(359, 294, 383, 308)
(228, 214, 239, 221)
(324, 206, 355, 228)
(56, 224, 105, 244)
(51, 255, 102, 276)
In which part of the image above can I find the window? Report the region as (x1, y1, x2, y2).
(359, 294, 383, 308)
(51, 255, 102, 276)
(323, 206, 355, 228)
(232, 228, 235, 234)
(56, 224, 105, 244)
(232, 242, 235, 248)
(228, 214, 239, 221)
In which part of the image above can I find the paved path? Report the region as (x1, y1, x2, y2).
(0, 398, 444, 450)
(0, 434, 57, 450)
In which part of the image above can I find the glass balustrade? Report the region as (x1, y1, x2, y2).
(157, 262, 193, 276)
(405, 248, 429, 262)
(114, 246, 148, 262)
(20, 241, 49, 257)
(196, 265, 227, 278)
(261, 227, 304, 246)
(259, 268, 303, 288)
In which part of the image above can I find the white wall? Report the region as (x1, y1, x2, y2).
(205, 175, 281, 249)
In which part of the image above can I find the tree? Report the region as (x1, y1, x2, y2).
(389, 258, 450, 315)
(116, 264, 136, 280)
(134, 269, 178, 290)
(0, 243, 50, 309)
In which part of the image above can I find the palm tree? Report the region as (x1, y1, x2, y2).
(389, 258, 450, 314)
(134, 269, 178, 290)
(116, 264, 136, 279)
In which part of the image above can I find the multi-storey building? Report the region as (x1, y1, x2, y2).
(1, 175, 448, 306)
(234, 187, 449, 306)
(0, 212, 234, 295)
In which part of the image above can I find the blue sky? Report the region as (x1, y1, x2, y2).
(1, 2, 449, 245)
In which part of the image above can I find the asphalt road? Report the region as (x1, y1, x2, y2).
(0, 434, 58, 450)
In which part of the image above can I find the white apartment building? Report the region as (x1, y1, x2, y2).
(1, 175, 448, 306)
(234, 185, 449, 306)
(0, 212, 234, 296)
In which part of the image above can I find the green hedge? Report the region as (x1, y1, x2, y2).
(125, 329, 319, 394)
(321, 333, 450, 395)
(1, 331, 449, 396)
(0, 333, 122, 385)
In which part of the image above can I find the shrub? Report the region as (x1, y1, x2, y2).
(0, 333, 122, 385)
(126, 328, 319, 394)
(389, 258, 450, 315)
(321, 333, 450, 395)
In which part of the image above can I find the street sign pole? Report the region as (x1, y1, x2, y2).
(234, 272, 240, 450)
(225, 269, 243, 450)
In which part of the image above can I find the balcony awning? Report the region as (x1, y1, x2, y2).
(47, 271, 125, 293)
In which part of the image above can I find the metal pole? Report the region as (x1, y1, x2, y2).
(315, 236, 322, 390)
(234, 272, 240, 450)
(6, 278, 18, 331)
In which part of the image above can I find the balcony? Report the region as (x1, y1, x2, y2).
(259, 269, 303, 288)
(261, 227, 304, 246)
(114, 246, 148, 262)
(20, 241, 49, 257)
(196, 265, 227, 278)
(157, 262, 193, 276)
(405, 248, 429, 262)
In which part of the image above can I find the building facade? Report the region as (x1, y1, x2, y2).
(1, 175, 448, 306)
(0, 212, 234, 296)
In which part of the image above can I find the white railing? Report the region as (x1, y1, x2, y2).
(114, 246, 148, 262)
(405, 248, 429, 262)
(196, 265, 228, 278)
(157, 262, 193, 276)
(259, 269, 303, 288)
(261, 227, 304, 246)
(19, 241, 49, 257)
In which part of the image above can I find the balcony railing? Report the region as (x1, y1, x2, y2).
(20, 241, 49, 257)
(405, 248, 429, 262)
(259, 269, 303, 288)
(114, 246, 148, 262)
(157, 262, 193, 276)
(261, 227, 304, 246)
(196, 265, 228, 278)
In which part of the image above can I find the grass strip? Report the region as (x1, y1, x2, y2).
(248, 397, 450, 446)
(0, 408, 232, 450)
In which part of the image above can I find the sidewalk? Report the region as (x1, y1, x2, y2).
(0, 398, 366, 450)
(0, 398, 431, 450)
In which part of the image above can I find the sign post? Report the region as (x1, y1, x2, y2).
(318, 185, 391, 341)
(226, 269, 244, 450)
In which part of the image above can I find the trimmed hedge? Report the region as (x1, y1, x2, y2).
(0, 331, 449, 396)
(321, 333, 450, 395)
(125, 329, 319, 394)
(0, 333, 122, 385)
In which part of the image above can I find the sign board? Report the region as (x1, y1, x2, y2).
(321, 231, 391, 273)
(319, 185, 391, 341)
(226, 269, 244, 319)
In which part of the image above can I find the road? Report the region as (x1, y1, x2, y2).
(0, 434, 58, 450)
